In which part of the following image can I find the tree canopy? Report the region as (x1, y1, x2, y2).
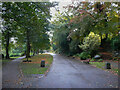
(51, 2, 119, 56)
(2, 2, 56, 59)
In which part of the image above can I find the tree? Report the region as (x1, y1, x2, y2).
(52, 1, 119, 55)
(2, 2, 18, 59)
(79, 32, 101, 56)
(2, 2, 55, 60)
(51, 11, 71, 54)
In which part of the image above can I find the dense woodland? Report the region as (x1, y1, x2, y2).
(0, 2, 120, 60)
(1, 2, 57, 59)
(51, 2, 120, 59)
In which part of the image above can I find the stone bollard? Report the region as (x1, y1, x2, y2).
(41, 60, 45, 67)
(105, 62, 111, 69)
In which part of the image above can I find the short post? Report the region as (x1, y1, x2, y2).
(41, 60, 45, 67)
(105, 62, 111, 69)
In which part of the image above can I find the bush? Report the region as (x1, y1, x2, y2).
(79, 32, 101, 52)
(40, 50, 44, 54)
(90, 58, 95, 62)
(98, 59, 103, 62)
(79, 52, 91, 60)
(73, 53, 80, 57)
(111, 36, 120, 51)
(10, 55, 20, 57)
(69, 40, 82, 55)
(113, 57, 119, 61)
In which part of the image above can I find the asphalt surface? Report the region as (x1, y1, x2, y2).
(2, 54, 118, 88)
(2, 56, 25, 88)
(0, 62, 2, 89)
(30, 53, 118, 88)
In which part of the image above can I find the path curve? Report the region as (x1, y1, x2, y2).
(2, 56, 25, 88)
(2, 54, 118, 88)
(30, 53, 118, 88)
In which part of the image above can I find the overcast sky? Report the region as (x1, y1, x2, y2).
(50, 0, 72, 21)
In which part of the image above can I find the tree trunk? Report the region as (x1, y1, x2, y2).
(33, 50, 35, 56)
(101, 34, 108, 47)
(26, 30, 30, 59)
(5, 31, 10, 59)
(100, 12, 108, 47)
(35, 51, 37, 55)
(33, 49, 35, 56)
(37, 50, 39, 54)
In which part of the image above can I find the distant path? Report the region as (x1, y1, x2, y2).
(2, 56, 25, 88)
(30, 53, 118, 88)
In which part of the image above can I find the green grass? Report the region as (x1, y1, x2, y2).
(89, 62, 119, 75)
(1, 56, 21, 66)
(20, 54, 53, 75)
(10, 56, 21, 59)
(21, 63, 48, 74)
(89, 62, 105, 69)
(1, 59, 11, 66)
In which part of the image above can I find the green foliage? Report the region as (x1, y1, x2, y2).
(40, 50, 44, 54)
(79, 52, 91, 60)
(111, 36, 120, 51)
(52, 23, 70, 54)
(90, 58, 95, 62)
(2, 2, 56, 58)
(73, 53, 80, 57)
(113, 57, 119, 61)
(51, 2, 119, 56)
(98, 59, 103, 62)
(52, 43, 57, 51)
(79, 32, 101, 52)
(69, 40, 81, 55)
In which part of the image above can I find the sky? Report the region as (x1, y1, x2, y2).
(50, 0, 72, 21)
(48, 0, 73, 40)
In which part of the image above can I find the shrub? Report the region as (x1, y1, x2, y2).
(79, 52, 91, 60)
(113, 57, 119, 61)
(73, 53, 80, 57)
(90, 58, 95, 62)
(69, 40, 82, 55)
(79, 32, 101, 53)
(98, 59, 103, 62)
(40, 50, 44, 54)
(111, 36, 120, 51)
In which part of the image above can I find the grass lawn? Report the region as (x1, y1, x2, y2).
(20, 54, 53, 75)
(1, 56, 21, 66)
(10, 56, 21, 59)
(1, 59, 11, 66)
(89, 62, 119, 75)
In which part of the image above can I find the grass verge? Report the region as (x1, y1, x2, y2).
(10, 56, 21, 59)
(20, 54, 53, 75)
(1, 56, 21, 66)
(2, 59, 12, 66)
(89, 62, 119, 75)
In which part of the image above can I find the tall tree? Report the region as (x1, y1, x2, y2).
(2, 2, 56, 59)
(52, 1, 119, 55)
(2, 2, 17, 59)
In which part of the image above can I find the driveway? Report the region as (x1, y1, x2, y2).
(30, 53, 118, 88)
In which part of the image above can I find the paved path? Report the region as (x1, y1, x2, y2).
(0, 63, 2, 89)
(2, 56, 25, 88)
(30, 53, 118, 88)
(2, 54, 118, 88)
